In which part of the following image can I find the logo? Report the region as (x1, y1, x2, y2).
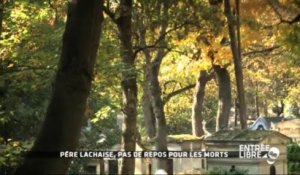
(239, 144, 280, 165)
(264, 147, 280, 165)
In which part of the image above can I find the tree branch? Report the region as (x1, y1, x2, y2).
(163, 84, 195, 105)
(242, 45, 280, 56)
(133, 21, 199, 58)
(268, 0, 300, 25)
(103, 2, 116, 23)
(162, 69, 215, 106)
(163, 80, 177, 90)
(48, 0, 58, 25)
(133, 45, 169, 58)
(154, 21, 194, 46)
(1, 65, 55, 75)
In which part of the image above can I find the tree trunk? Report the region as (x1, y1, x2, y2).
(191, 70, 212, 137)
(116, 0, 137, 174)
(214, 65, 231, 131)
(235, 98, 238, 127)
(148, 2, 170, 171)
(255, 83, 260, 117)
(149, 59, 168, 171)
(263, 100, 268, 117)
(15, 0, 103, 174)
(142, 65, 156, 139)
(142, 43, 169, 171)
(138, 26, 156, 139)
(0, 0, 4, 37)
(273, 100, 284, 116)
(138, 1, 169, 171)
(224, 0, 247, 129)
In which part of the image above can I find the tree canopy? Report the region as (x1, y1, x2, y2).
(0, 0, 300, 174)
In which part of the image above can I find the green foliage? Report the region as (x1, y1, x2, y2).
(68, 158, 92, 175)
(288, 143, 300, 175)
(1, 0, 300, 174)
(282, 24, 300, 65)
(207, 167, 248, 175)
(202, 92, 218, 120)
(0, 0, 64, 173)
(0, 138, 32, 174)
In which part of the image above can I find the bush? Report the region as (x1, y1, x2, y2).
(288, 143, 300, 175)
(207, 167, 248, 175)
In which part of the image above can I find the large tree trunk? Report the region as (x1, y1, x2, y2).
(138, 1, 170, 171)
(15, 0, 103, 174)
(137, 15, 168, 172)
(138, 26, 156, 140)
(148, 2, 170, 171)
(142, 66, 156, 139)
(191, 70, 212, 137)
(214, 65, 231, 131)
(149, 57, 168, 171)
(0, 0, 4, 37)
(224, 0, 247, 129)
(116, 0, 137, 174)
